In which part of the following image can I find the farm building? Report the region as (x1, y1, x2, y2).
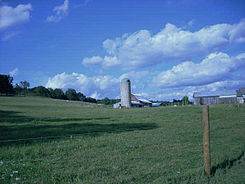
(193, 88, 245, 105)
(237, 88, 245, 104)
(115, 78, 161, 108)
(237, 88, 245, 98)
(120, 78, 131, 108)
(113, 94, 161, 108)
(131, 94, 153, 107)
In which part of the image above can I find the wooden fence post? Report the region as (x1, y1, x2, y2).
(203, 105, 211, 175)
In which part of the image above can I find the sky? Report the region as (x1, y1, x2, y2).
(1, 0, 245, 101)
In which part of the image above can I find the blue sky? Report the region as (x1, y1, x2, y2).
(1, 0, 245, 101)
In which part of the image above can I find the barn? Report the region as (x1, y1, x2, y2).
(131, 94, 152, 107)
(114, 94, 153, 108)
(113, 94, 162, 108)
(115, 78, 161, 108)
(193, 88, 245, 105)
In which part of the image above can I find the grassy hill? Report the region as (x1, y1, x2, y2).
(0, 96, 244, 183)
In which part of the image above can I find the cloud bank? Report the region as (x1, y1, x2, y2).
(45, 72, 119, 99)
(82, 19, 245, 69)
(154, 52, 245, 88)
(48, 19, 245, 101)
(48, 51, 245, 100)
(45, 71, 154, 99)
(0, 4, 32, 30)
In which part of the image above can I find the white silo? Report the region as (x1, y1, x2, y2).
(120, 78, 131, 108)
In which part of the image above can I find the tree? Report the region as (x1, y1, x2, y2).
(0, 74, 14, 95)
(84, 97, 97, 103)
(33, 86, 50, 97)
(182, 96, 189, 105)
(77, 92, 86, 101)
(20, 81, 30, 95)
(97, 97, 112, 105)
(97, 98, 120, 105)
(103, 97, 110, 105)
(65, 88, 79, 101)
(48, 88, 55, 98)
(20, 81, 30, 89)
(53, 88, 66, 99)
(173, 99, 181, 105)
(14, 84, 22, 95)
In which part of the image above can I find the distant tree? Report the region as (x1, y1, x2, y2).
(14, 84, 22, 95)
(173, 99, 181, 105)
(182, 96, 189, 105)
(20, 81, 30, 95)
(110, 98, 120, 105)
(65, 88, 79, 101)
(48, 88, 55, 98)
(20, 81, 30, 89)
(77, 92, 86, 101)
(102, 97, 110, 105)
(84, 97, 97, 103)
(97, 97, 121, 105)
(33, 86, 50, 97)
(53, 88, 66, 99)
(0, 74, 14, 95)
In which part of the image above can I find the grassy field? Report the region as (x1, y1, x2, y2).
(0, 96, 244, 184)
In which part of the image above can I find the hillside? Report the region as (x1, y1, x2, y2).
(0, 96, 245, 183)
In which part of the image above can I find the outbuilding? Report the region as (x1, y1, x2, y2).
(193, 88, 245, 105)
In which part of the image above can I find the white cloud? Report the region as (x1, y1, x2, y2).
(9, 68, 19, 77)
(82, 56, 119, 67)
(45, 71, 153, 99)
(82, 56, 103, 65)
(147, 77, 245, 102)
(45, 72, 119, 99)
(236, 53, 245, 60)
(0, 4, 32, 31)
(45, 71, 155, 100)
(82, 19, 245, 69)
(90, 91, 100, 99)
(134, 92, 150, 98)
(202, 80, 245, 94)
(183, 79, 245, 99)
(154, 52, 245, 88)
(45, 60, 245, 101)
(46, 0, 69, 22)
(119, 70, 151, 92)
(119, 71, 149, 81)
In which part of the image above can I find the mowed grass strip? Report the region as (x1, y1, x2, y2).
(0, 96, 244, 183)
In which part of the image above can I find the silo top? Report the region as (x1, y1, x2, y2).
(121, 78, 130, 82)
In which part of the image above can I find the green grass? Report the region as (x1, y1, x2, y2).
(0, 96, 244, 183)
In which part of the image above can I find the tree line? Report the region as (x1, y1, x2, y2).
(149, 96, 192, 106)
(1, 74, 191, 105)
(0, 74, 119, 105)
